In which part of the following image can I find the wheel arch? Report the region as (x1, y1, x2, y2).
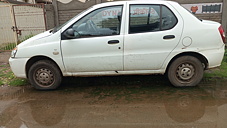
(165, 52, 208, 74)
(25, 56, 62, 78)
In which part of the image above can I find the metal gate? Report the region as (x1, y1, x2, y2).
(0, 4, 47, 51)
(12, 4, 47, 42)
(0, 5, 17, 51)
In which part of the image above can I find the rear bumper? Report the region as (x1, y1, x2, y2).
(9, 57, 29, 78)
(201, 45, 225, 69)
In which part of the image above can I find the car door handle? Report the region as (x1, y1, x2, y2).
(163, 35, 175, 40)
(108, 40, 119, 44)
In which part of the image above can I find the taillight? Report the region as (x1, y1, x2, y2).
(218, 26, 226, 43)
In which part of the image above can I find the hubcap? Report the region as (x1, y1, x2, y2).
(35, 68, 54, 87)
(177, 63, 195, 82)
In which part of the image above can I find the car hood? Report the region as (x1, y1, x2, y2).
(17, 30, 53, 48)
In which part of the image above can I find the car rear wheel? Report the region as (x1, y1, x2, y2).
(28, 60, 62, 90)
(167, 56, 204, 87)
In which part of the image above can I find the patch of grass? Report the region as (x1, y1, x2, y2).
(0, 80, 4, 85)
(204, 62, 227, 78)
(0, 64, 8, 67)
(0, 43, 16, 51)
(9, 78, 28, 86)
(223, 50, 227, 62)
(0, 64, 28, 86)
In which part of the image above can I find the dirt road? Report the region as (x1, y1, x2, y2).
(1, 75, 227, 128)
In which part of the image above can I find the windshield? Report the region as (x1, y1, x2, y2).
(52, 6, 93, 33)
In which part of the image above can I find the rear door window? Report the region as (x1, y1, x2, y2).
(129, 5, 177, 34)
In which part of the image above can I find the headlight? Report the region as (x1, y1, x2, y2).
(11, 47, 18, 58)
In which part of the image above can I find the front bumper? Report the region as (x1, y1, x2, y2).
(9, 57, 29, 78)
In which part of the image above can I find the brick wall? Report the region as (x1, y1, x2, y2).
(55, 0, 97, 25)
(171, 0, 223, 4)
(196, 13, 222, 23)
(58, 10, 83, 25)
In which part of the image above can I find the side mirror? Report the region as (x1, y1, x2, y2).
(64, 28, 80, 39)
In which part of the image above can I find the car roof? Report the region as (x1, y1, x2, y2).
(92, 0, 177, 8)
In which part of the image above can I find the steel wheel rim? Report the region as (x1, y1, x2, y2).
(176, 63, 195, 83)
(34, 67, 55, 87)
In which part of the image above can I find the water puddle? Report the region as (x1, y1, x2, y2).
(1, 76, 227, 127)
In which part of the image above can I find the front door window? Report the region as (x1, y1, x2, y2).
(63, 5, 123, 39)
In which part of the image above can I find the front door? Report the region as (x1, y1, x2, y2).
(61, 5, 124, 73)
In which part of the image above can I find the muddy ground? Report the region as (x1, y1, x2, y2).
(1, 63, 227, 128)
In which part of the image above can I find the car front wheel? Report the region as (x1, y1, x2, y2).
(28, 60, 62, 90)
(167, 56, 204, 87)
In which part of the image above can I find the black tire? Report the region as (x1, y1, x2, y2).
(28, 60, 62, 90)
(167, 56, 204, 87)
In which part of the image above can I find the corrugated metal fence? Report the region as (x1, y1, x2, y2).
(0, 4, 47, 51)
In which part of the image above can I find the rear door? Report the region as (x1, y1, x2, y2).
(124, 3, 183, 70)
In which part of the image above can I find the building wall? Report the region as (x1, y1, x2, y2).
(53, 0, 98, 25)
(171, 0, 223, 4)
(53, 0, 225, 25)
(45, 4, 55, 29)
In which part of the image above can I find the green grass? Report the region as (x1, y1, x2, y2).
(0, 65, 28, 86)
(0, 81, 4, 85)
(9, 79, 28, 86)
(204, 49, 227, 78)
(0, 43, 16, 51)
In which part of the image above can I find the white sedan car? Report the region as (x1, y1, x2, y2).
(9, 1, 226, 90)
